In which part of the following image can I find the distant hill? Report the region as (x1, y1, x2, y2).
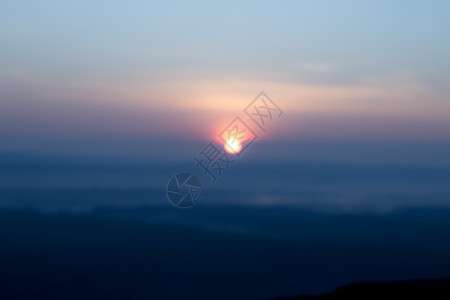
(278, 279, 450, 300)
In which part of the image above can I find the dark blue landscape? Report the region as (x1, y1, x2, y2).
(1, 152, 450, 299)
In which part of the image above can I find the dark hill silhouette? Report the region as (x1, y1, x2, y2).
(278, 279, 450, 299)
(1, 206, 450, 299)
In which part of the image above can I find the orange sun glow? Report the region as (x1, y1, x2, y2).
(224, 138, 242, 154)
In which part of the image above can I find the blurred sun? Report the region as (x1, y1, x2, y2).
(224, 138, 242, 154)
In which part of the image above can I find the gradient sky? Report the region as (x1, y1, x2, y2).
(1, 0, 450, 162)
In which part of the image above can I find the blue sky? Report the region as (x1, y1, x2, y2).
(1, 0, 449, 162)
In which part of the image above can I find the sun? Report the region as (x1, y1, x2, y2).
(224, 138, 242, 154)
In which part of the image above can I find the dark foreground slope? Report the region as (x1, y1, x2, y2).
(1, 206, 450, 300)
(278, 280, 450, 300)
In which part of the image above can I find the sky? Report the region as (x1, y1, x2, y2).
(1, 0, 450, 163)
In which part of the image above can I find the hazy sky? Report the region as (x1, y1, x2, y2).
(1, 1, 450, 160)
